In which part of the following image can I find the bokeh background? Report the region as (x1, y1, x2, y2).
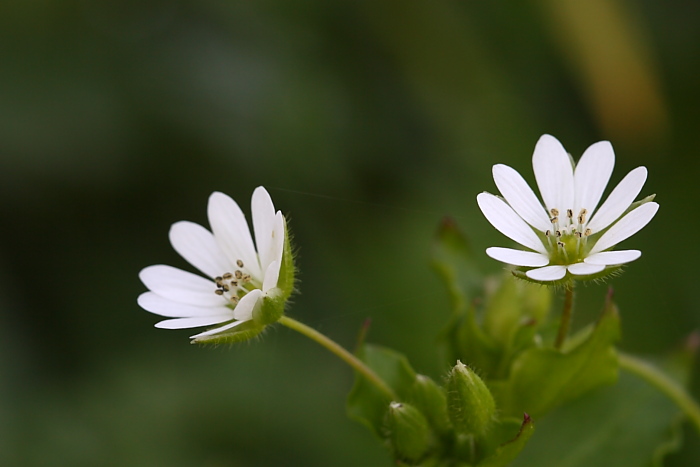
(2, 1, 699, 465)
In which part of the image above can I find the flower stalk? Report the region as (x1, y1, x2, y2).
(554, 285, 575, 350)
(278, 315, 397, 400)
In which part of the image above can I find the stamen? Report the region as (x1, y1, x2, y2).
(582, 228, 592, 246)
(230, 296, 239, 303)
(576, 231, 583, 254)
(214, 289, 224, 296)
(557, 241, 569, 262)
(550, 216, 560, 231)
(550, 208, 559, 217)
(223, 272, 233, 280)
(566, 209, 573, 219)
(234, 270, 243, 280)
(236, 259, 244, 268)
(577, 209, 587, 226)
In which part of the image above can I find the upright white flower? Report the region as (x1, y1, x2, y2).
(477, 135, 658, 283)
(138, 187, 293, 342)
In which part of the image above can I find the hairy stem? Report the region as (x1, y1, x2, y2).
(278, 315, 397, 400)
(618, 352, 700, 435)
(554, 285, 575, 350)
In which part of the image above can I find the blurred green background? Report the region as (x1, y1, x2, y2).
(1, 1, 699, 465)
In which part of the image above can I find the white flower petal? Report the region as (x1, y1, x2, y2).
(139, 265, 228, 307)
(485, 247, 550, 267)
(262, 260, 281, 292)
(477, 193, 547, 253)
(492, 164, 551, 231)
(584, 250, 641, 266)
(526, 265, 567, 281)
(586, 167, 647, 233)
(169, 221, 233, 279)
(208, 192, 262, 280)
(252, 186, 278, 273)
(574, 141, 615, 216)
(567, 263, 605, 276)
(189, 319, 247, 339)
(590, 202, 659, 254)
(155, 315, 233, 330)
(233, 289, 263, 321)
(271, 212, 285, 270)
(138, 292, 233, 318)
(532, 134, 575, 214)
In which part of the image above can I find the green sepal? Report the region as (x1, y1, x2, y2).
(253, 288, 285, 326)
(624, 193, 656, 217)
(511, 264, 625, 288)
(189, 319, 265, 345)
(276, 215, 296, 300)
(446, 361, 496, 436)
(490, 291, 620, 418)
(477, 414, 535, 467)
(385, 401, 434, 464)
(346, 343, 417, 438)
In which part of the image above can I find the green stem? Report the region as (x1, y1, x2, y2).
(554, 285, 575, 350)
(278, 315, 397, 400)
(618, 352, 700, 435)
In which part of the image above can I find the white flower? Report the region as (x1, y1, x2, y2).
(138, 187, 286, 339)
(477, 134, 659, 283)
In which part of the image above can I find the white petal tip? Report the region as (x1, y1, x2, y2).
(584, 250, 642, 265)
(485, 247, 549, 267)
(567, 262, 605, 276)
(525, 265, 567, 281)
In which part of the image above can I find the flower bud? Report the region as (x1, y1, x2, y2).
(410, 375, 451, 435)
(446, 361, 496, 435)
(385, 401, 433, 463)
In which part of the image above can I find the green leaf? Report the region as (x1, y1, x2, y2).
(482, 276, 550, 347)
(431, 218, 500, 374)
(478, 414, 535, 467)
(442, 304, 502, 382)
(510, 371, 683, 467)
(490, 295, 620, 418)
(430, 217, 483, 309)
(347, 344, 418, 437)
(482, 276, 552, 379)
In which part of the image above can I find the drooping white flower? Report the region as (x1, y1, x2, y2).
(138, 187, 292, 341)
(477, 135, 658, 283)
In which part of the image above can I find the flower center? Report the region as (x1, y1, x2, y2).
(213, 259, 257, 305)
(544, 208, 592, 265)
